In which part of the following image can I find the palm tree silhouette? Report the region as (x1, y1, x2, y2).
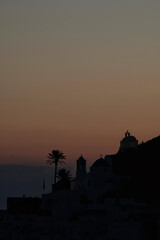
(46, 150, 66, 185)
(57, 168, 72, 181)
(56, 168, 72, 190)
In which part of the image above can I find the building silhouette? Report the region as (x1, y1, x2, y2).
(1, 131, 160, 240)
(119, 130, 138, 152)
(76, 155, 87, 177)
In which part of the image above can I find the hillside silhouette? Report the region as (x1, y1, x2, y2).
(113, 135, 160, 203)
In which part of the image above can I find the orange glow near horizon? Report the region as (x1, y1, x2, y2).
(1, 1, 160, 166)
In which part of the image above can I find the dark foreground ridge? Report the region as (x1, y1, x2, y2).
(0, 132, 160, 240)
(113, 135, 160, 202)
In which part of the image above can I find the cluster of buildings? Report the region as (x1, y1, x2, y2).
(0, 131, 160, 240)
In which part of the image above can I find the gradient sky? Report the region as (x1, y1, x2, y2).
(1, 0, 160, 167)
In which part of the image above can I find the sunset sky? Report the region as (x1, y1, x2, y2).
(1, 0, 160, 167)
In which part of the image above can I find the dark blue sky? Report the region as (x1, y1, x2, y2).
(0, 164, 75, 209)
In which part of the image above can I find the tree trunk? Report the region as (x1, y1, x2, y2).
(54, 163, 57, 184)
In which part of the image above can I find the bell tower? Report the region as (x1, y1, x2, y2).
(76, 155, 86, 177)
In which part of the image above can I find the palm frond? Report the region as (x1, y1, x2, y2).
(59, 160, 65, 165)
(46, 149, 66, 167)
(47, 153, 56, 159)
(46, 159, 54, 165)
(57, 168, 72, 180)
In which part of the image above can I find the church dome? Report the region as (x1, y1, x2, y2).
(91, 157, 110, 168)
(120, 130, 138, 152)
(121, 135, 137, 142)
